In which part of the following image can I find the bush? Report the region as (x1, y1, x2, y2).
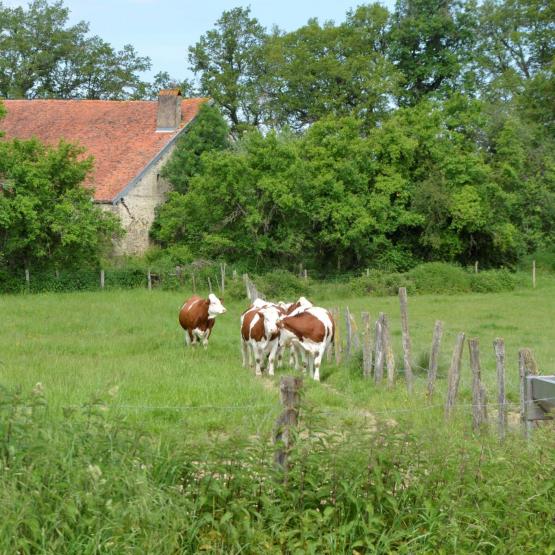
(1, 384, 553, 554)
(253, 270, 308, 300)
(407, 262, 471, 294)
(348, 270, 412, 297)
(470, 269, 517, 292)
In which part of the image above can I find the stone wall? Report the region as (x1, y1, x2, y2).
(99, 146, 174, 255)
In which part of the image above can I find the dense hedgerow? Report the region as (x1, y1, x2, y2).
(1, 385, 553, 554)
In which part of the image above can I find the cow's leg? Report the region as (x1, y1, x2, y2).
(251, 341, 263, 376)
(267, 340, 279, 376)
(184, 329, 191, 347)
(313, 346, 326, 381)
(297, 346, 308, 374)
(202, 330, 209, 349)
(241, 339, 250, 368)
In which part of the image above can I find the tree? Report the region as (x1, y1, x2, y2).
(188, 7, 268, 134)
(0, 137, 122, 270)
(142, 72, 194, 101)
(388, 0, 478, 105)
(263, 5, 399, 130)
(158, 103, 230, 194)
(0, 0, 151, 99)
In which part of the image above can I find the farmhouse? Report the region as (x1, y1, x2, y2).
(0, 90, 207, 254)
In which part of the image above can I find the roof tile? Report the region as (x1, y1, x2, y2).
(0, 98, 207, 202)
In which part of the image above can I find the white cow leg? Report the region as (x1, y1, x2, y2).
(184, 330, 191, 347)
(241, 340, 250, 368)
(252, 343, 263, 376)
(313, 349, 325, 381)
(267, 340, 279, 376)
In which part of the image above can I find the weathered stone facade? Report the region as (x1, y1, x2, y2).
(100, 147, 174, 255)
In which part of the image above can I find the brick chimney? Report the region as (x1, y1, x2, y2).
(156, 89, 182, 131)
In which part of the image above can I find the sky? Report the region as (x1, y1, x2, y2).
(4, 0, 395, 82)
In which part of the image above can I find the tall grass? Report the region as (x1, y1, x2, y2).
(1, 282, 554, 552)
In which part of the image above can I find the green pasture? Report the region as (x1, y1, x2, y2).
(1, 282, 554, 553)
(1, 277, 554, 440)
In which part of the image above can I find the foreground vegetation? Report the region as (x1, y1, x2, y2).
(1, 283, 554, 552)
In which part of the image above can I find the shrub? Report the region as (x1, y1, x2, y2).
(349, 270, 413, 297)
(253, 270, 308, 300)
(407, 262, 471, 294)
(470, 269, 517, 292)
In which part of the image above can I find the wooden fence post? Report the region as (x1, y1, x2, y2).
(344, 307, 353, 361)
(374, 313, 385, 383)
(468, 338, 486, 431)
(100, 269, 105, 289)
(519, 348, 539, 439)
(361, 312, 373, 378)
(445, 332, 465, 418)
(333, 308, 342, 365)
(274, 376, 302, 477)
(398, 287, 413, 394)
(532, 260, 536, 288)
(493, 338, 507, 439)
(427, 320, 444, 401)
(192, 273, 196, 294)
(474, 261, 479, 273)
(147, 270, 152, 291)
(220, 262, 226, 294)
(25, 268, 30, 291)
(303, 269, 308, 281)
(382, 313, 395, 388)
(232, 269, 238, 281)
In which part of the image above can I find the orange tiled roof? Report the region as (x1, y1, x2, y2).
(0, 98, 207, 202)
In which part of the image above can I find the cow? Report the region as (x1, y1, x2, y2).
(263, 306, 334, 381)
(240, 301, 281, 376)
(276, 296, 313, 367)
(179, 293, 226, 347)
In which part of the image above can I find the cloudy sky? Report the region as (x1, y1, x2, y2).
(4, 0, 395, 81)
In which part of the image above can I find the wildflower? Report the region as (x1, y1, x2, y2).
(87, 464, 102, 481)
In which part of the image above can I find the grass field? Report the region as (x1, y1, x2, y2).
(1, 281, 554, 553)
(1, 277, 555, 438)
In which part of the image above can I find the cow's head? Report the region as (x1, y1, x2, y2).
(207, 293, 226, 316)
(259, 305, 281, 336)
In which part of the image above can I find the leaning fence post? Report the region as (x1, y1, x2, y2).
(519, 348, 539, 439)
(468, 338, 486, 431)
(398, 287, 413, 394)
(344, 307, 353, 361)
(25, 268, 30, 291)
(333, 308, 342, 365)
(100, 269, 105, 289)
(374, 313, 385, 383)
(493, 338, 507, 439)
(532, 260, 536, 288)
(274, 376, 302, 478)
(361, 312, 373, 378)
(382, 313, 395, 389)
(220, 262, 226, 294)
(147, 270, 152, 291)
(445, 332, 465, 418)
(427, 320, 444, 401)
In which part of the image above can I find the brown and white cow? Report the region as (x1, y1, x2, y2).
(179, 293, 226, 347)
(276, 296, 313, 367)
(263, 306, 334, 381)
(240, 300, 282, 376)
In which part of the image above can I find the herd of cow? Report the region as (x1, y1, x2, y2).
(178, 294, 335, 381)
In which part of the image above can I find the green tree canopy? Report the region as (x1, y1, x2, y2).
(0, 0, 152, 99)
(0, 137, 122, 270)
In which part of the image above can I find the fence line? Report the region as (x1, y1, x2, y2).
(66, 396, 555, 416)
